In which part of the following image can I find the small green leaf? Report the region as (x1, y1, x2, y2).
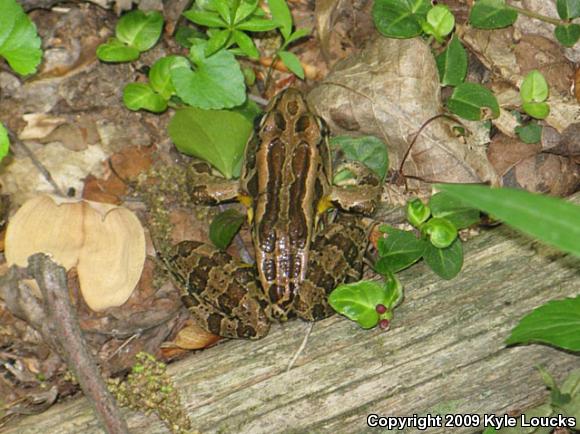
(170, 44, 246, 109)
(232, 29, 259, 58)
(329, 136, 389, 180)
(522, 101, 550, 119)
(436, 35, 467, 86)
(383, 272, 404, 309)
(168, 106, 253, 178)
(123, 83, 167, 113)
(555, 23, 580, 47)
(406, 198, 431, 227)
(210, 0, 233, 24)
(329, 280, 395, 329)
(149, 56, 188, 99)
(116, 10, 163, 52)
(423, 237, 463, 280)
(469, 0, 518, 29)
(96, 38, 140, 62)
(372, 0, 432, 38)
(557, 0, 580, 19)
(0, 123, 10, 162)
(375, 228, 427, 273)
(285, 28, 311, 45)
(447, 83, 500, 121)
(234, 0, 259, 24)
(506, 296, 580, 351)
(515, 123, 542, 144)
(268, 0, 293, 40)
(278, 50, 304, 79)
(209, 208, 245, 249)
(183, 9, 226, 27)
(205, 29, 231, 56)
(520, 70, 549, 103)
(436, 184, 580, 257)
(236, 17, 279, 32)
(422, 4, 455, 41)
(174, 26, 205, 48)
(429, 192, 480, 229)
(0, 0, 42, 75)
(422, 217, 457, 248)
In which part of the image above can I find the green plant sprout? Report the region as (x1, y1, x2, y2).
(97, 11, 163, 62)
(0, 0, 42, 75)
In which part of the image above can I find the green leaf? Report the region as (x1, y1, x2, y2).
(123, 83, 167, 113)
(0, 123, 10, 162)
(149, 56, 188, 99)
(515, 123, 542, 144)
(277, 50, 304, 79)
(329, 136, 389, 180)
(557, 0, 580, 19)
(234, 0, 259, 24)
(209, 208, 245, 249)
(375, 228, 427, 273)
(210, 0, 233, 24)
(447, 83, 500, 121)
(116, 10, 163, 52)
(268, 0, 293, 40)
(174, 26, 205, 48)
(170, 44, 246, 109)
(422, 217, 457, 248)
(96, 38, 140, 62)
(232, 29, 259, 58)
(520, 70, 549, 103)
(423, 237, 463, 280)
(506, 296, 580, 351)
(436, 184, 580, 257)
(0, 0, 42, 75)
(236, 17, 279, 32)
(422, 4, 455, 41)
(522, 101, 550, 119)
(168, 106, 253, 178)
(205, 29, 231, 56)
(436, 35, 467, 86)
(372, 0, 431, 38)
(285, 28, 311, 45)
(183, 9, 226, 27)
(469, 0, 518, 29)
(406, 198, 431, 227)
(555, 23, 580, 47)
(429, 192, 480, 229)
(329, 280, 395, 329)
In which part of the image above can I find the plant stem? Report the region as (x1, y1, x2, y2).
(507, 5, 562, 26)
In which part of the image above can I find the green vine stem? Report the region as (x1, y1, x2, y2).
(507, 5, 563, 26)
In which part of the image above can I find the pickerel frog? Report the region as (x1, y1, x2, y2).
(167, 88, 381, 339)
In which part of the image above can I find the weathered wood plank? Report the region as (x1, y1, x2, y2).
(5, 196, 580, 434)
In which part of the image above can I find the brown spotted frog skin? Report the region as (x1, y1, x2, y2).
(167, 88, 381, 339)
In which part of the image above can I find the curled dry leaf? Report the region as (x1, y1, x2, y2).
(308, 36, 498, 188)
(173, 322, 221, 350)
(5, 195, 146, 311)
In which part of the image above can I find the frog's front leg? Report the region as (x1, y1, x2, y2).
(187, 160, 240, 205)
(167, 241, 271, 339)
(293, 215, 369, 321)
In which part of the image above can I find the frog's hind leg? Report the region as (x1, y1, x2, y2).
(293, 215, 368, 321)
(167, 241, 271, 339)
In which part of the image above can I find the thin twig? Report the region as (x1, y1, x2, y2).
(286, 322, 314, 372)
(10, 133, 65, 197)
(27, 254, 129, 434)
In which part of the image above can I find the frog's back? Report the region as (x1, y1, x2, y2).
(239, 88, 332, 320)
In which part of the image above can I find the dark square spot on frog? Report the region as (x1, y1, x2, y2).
(268, 284, 286, 303)
(237, 323, 257, 339)
(295, 115, 311, 133)
(273, 111, 286, 130)
(207, 313, 223, 335)
(286, 100, 299, 115)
